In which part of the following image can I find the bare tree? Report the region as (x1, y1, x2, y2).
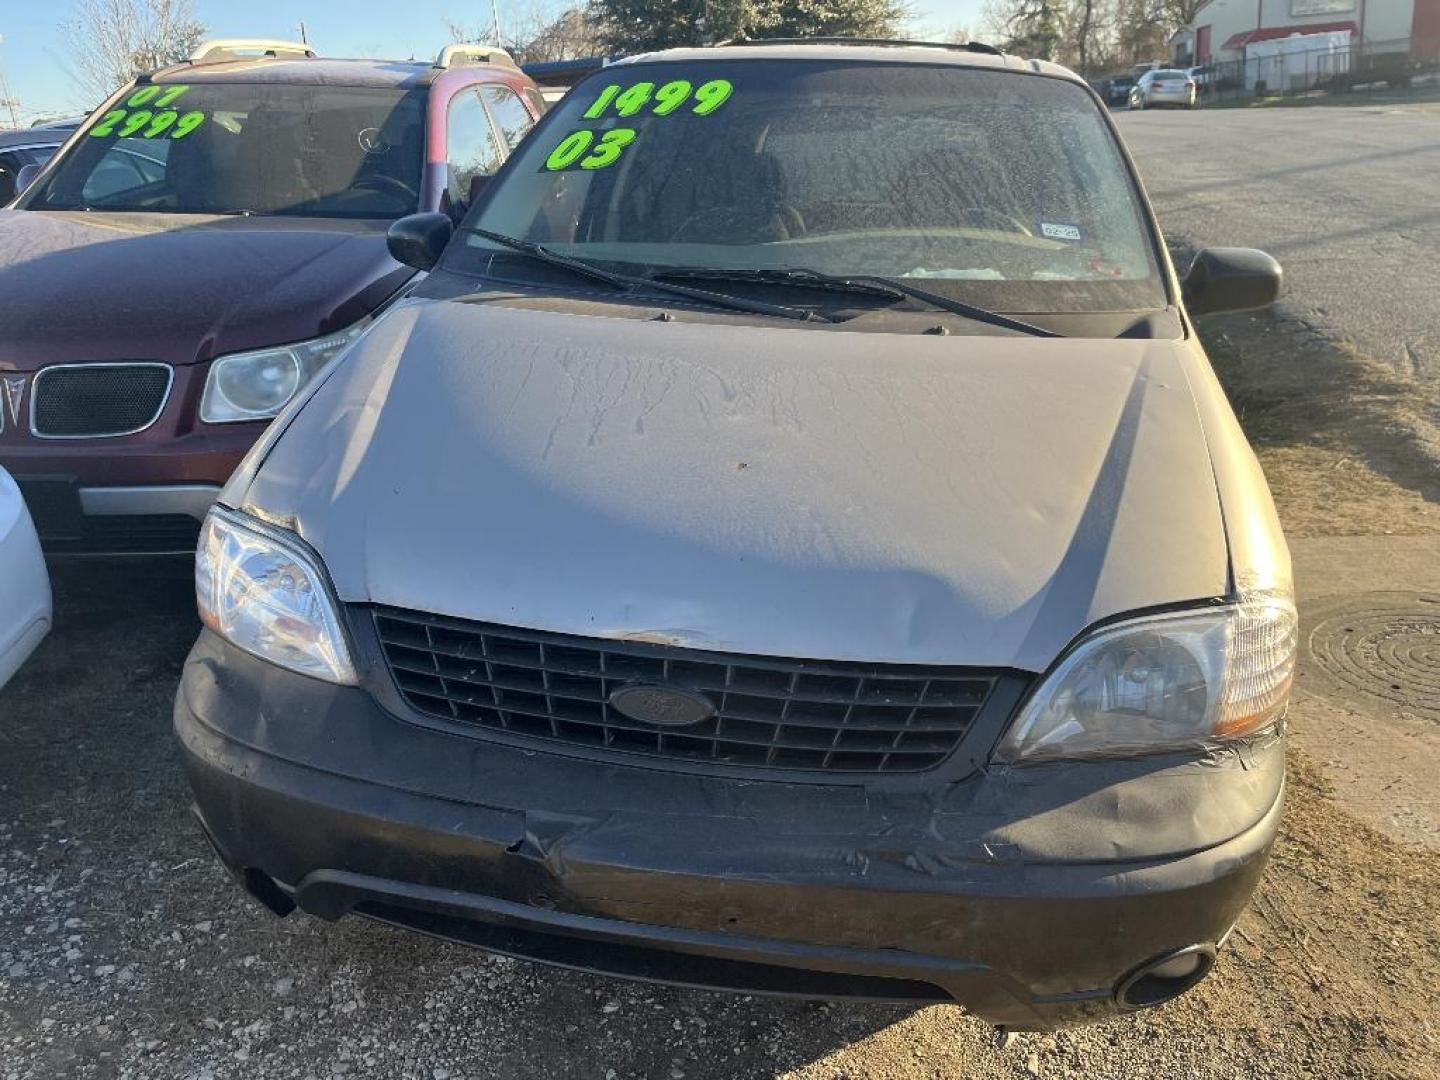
(982, 0, 1065, 60)
(1069, 0, 1095, 73)
(444, 16, 499, 49)
(522, 8, 604, 61)
(64, 0, 206, 104)
(587, 0, 908, 55)
(447, 4, 602, 64)
(747, 0, 911, 39)
(0, 36, 22, 129)
(1162, 0, 1209, 30)
(1113, 0, 1167, 64)
(1062, 0, 1120, 75)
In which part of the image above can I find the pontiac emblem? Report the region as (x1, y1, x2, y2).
(2, 376, 24, 428)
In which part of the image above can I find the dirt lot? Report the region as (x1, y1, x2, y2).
(1201, 307, 1440, 538)
(2, 304, 1439, 1078)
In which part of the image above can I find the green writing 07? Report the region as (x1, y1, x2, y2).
(89, 85, 206, 140)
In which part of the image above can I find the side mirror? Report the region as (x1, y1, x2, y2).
(1183, 247, 1282, 316)
(14, 163, 42, 196)
(387, 212, 454, 272)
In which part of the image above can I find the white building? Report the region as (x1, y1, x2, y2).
(1173, 0, 1439, 66)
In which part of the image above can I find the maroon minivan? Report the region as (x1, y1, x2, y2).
(0, 40, 544, 553)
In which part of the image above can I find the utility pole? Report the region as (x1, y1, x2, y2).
(0, 35, 22, 129)
(0, 74, 19, 129)
(490, 0, 503, 45)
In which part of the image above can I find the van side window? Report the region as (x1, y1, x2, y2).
(446, 89, 505, 205)
(481, 84, 535, 151)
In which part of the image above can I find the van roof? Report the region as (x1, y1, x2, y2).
(146, 57, 442, 88)
(617, 40, 1081, 83)
(147, 54, 520, 90)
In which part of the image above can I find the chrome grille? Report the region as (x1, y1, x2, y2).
(31, 364, 172, 438)
(374, 607, 1004, 774)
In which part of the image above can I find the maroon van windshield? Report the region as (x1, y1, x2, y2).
(29, 83, 426, 219)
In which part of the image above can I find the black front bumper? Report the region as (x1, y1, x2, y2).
(175, 632, 1284, 1030)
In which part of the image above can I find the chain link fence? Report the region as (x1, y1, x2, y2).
(1196, 34, 1440, 105)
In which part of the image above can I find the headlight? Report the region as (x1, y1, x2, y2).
(996, 590, 1296, 763)
(195, 507, 356, 684)
(199, 320, 369, 423)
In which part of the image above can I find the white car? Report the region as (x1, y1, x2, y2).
(1129, 68, 1198, 109)
(0, 467, 52, 691)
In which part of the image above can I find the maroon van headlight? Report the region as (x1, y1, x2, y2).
(200, 319, 371, 423)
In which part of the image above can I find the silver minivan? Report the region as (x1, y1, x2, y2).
(176, 40, 1295, 1031)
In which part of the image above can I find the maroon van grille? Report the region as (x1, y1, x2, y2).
(31, 364, 172, 438)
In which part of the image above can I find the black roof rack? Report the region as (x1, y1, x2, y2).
(716, 37, 1004, 57)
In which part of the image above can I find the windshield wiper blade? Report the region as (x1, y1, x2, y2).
(663, 266, 1059, 338)
(459, 228, 827, 323)
(655, 266, 909, 301)
(463, 227, 636, 289)
(845, 274, 1062, 338)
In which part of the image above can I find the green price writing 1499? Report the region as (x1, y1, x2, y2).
(583, 78, 734, 120)
(542, 76, 734, 172)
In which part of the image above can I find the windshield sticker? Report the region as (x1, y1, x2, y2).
(544, 77, 733, 173)
(1039, 222, 1084, 242)
(90, 86, 206, 140)
(583, 78, 733, 120)
(544, 128, 638, 171)
(125, 85, 191, 109)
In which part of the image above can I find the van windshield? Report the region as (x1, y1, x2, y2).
(29, 83, 425, 219)
(455, 59, 1168, 313)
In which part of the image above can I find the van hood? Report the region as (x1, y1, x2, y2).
(0, 210, 411, 371)
(238, 300, 1230, 672)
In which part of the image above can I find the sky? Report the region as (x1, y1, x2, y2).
(1, 0, 986, 123)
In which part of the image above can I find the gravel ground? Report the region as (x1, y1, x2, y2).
(1, 563, 1435, 1080)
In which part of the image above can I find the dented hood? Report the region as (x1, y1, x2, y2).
(239, 300, 1229, 672)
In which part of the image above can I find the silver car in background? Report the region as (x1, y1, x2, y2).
(1130, 68, 1199, 109)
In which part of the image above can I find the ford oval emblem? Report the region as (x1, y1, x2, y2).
(609, 685, 716, 727)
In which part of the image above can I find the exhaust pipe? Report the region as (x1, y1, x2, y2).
(1114, 944, 1216, 1010)
(239, 867, 298, 917)
(191, 805, 295, 917)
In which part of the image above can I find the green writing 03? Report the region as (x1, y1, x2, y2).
(544, 76, 735, 172)
(544, 128, 638, 172)
(90, 85, 206, 140)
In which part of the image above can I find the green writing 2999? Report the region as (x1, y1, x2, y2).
(543, 77, 735, 173)
(90, 85, 207, 140)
